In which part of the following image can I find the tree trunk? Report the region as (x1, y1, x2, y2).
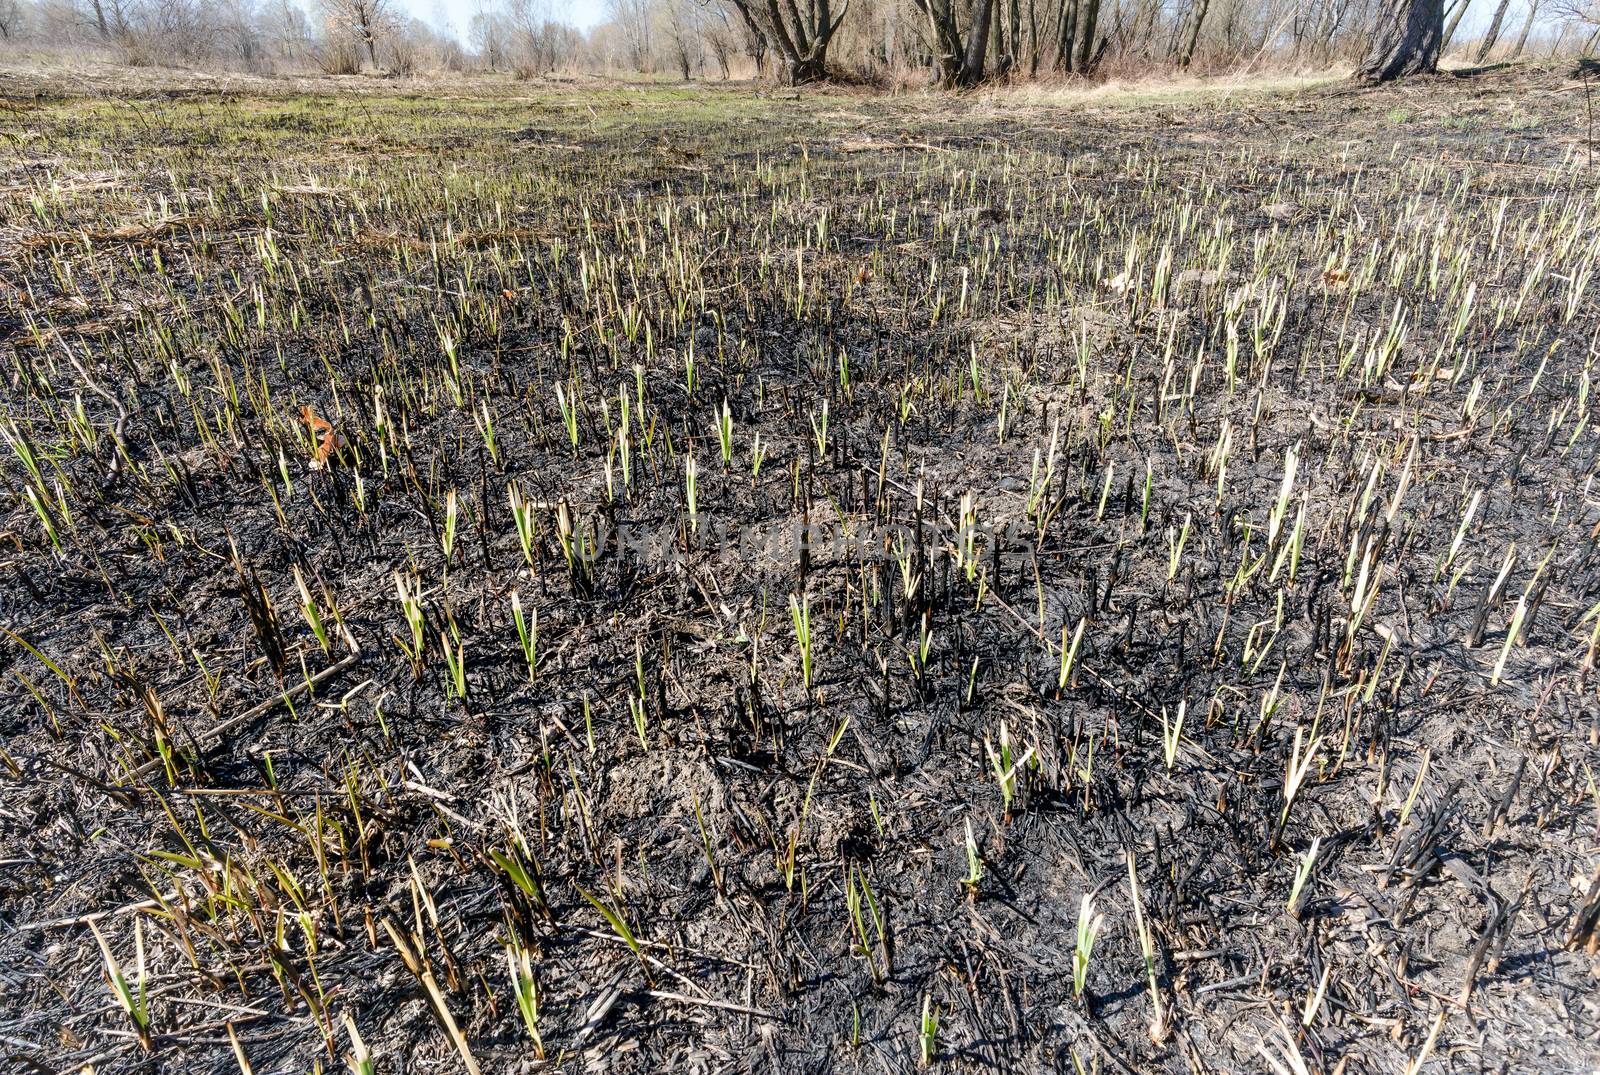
(1474, 0, 1510, 61)
(1009, 0, 1022, 73)
(1358, 0, 1443, 81)
(958, 0, 997, 84)
(359, 5, 378, 68)
(727, 1, 769, 74)
(985, 0, 998, 75)
(787, 53, 828, 81)
(1075, 0, 1100, 69)
(1178, 0, 1209, 66)
(732, 0, 844, 83)
(90, 0, 111, 39)
(1508, 0, 1539, 58)
(912, 0, 961, 83)
(1441, 0, 1470, 50)
(1058, 0, 1078, 70)
(1027, 0, 1041, 75)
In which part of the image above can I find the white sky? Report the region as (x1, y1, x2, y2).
(410, 0, 610, 37)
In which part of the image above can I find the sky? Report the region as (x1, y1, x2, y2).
(407, 0, 609, 38)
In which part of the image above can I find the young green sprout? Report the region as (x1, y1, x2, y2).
(910, 610, 934, 693)
(1267, 442, 1299, 548)
(1072, 893, 1104, 1000)
(961, 818, 983, 891)
(692, 790, 723, 896)
(632, 639, 649, 748)
(810, 399, 829, 457)
(1059, 617, 1086, 691)
(985, 723, 1032, 816)
(577, 885, 647, 977)
(89, 917, 151, 1050)
(509, 483, 537, 569)
(394, 573, 426, 674)
(1275, 727, 1322, 850)
(717, 398, 734, 470)
(1167, 513, 1192, 583)
(293, 565, 330, 653)
(554, 380, 580, 450)
(750, 432, 766, 479)
(504, 937, 546, 1058)
(1159, 700, 1186, 773)
(1141, 458, 1153, 529)
(846, 864, 888, 984)
(511, 592, 538, 681)
(790, 593, 813, 690)
(1287, 836, 1321, 919)
(918, 994, 938, 1068)
(441, 629, 467, 699)
(1126, 855, 1168, 1042)
(685, 455, 699, 532)
(342, 1012, 374, 1075)
(441, 488, 458, 562)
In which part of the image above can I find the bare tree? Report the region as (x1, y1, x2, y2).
(606, 0, 654, 68)
(73, 0, 133, 43)
(1359, 0, 1442, 79)
(138, 0, 212, 61)
(1546, 0, 1600, 52)
(904, 0, 997, 86)
(1508, 0, 1542, 56)
(712, 0, 769, 72)
(470, 6, 508, 68)
(660, 0, 703, 74)
(0, 0, 24, 38)
(216, 0, 269, 69)
(719, 0, 849, 82)
(1475, 0, 1511, 58)
(1442, 0, 1471, 47)
(702, 3, 739, 74)
(262, 0, 311, 60)
(319, 0, 390, 67)
(1055, 0, 1103, 72)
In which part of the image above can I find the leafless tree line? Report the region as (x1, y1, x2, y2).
(0, 0, 454, 71)
(682, 0, 1584, 82)
(0, 0, 1584, 81)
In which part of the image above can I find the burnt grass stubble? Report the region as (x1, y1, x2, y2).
(3, 65, 1600, 1074)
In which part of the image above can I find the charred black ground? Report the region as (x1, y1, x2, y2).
(3, 65, 1600, 1074)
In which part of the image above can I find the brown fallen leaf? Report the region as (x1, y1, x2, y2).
(301, 405, 345, 468)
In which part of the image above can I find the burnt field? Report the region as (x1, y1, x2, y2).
(3, 65, 1600, 1074)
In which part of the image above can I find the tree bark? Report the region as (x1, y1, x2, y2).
(1474, 0, 1510, 61)
(958, 0, 997, 84)
(1074, 0, 1099, 70)
(1057, 0, 1078, 69)
(729, 0, 845, 83)
(911, 0, 961, 86)
(1358, 0, 1443, 81)
(1508, 0, 1539, 58)
(1441, 0, 1470, 50)
(1027, 0, 1041, 74)
(985, 0, 998, 75)
(1178, 0, 1209, 66)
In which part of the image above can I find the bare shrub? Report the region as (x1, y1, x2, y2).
(314, 34, 363, 73)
